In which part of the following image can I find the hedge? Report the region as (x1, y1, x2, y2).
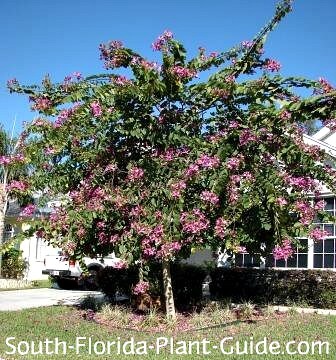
(209, 268, 336, 309)
(98, 262, 207, 310)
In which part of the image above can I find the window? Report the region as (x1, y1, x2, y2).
(235, 253, 260, 267)
(4, 224, 14, 241)
(313, 196, 336, 269)
(313, 196, 336, 268)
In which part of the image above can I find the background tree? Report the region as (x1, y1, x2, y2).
(0, 125, 29, 277)
(8, 0, 336, 318)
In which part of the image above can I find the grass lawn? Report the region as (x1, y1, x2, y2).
(0, 305, 335, 359)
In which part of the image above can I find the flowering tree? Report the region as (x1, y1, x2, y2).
(8, 0, 336, 318)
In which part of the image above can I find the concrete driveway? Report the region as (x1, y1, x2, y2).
(0, 288, 104, 311)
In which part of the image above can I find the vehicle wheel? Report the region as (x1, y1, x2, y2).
(84, 268, 101, 290)
(56, 278, 77, 290)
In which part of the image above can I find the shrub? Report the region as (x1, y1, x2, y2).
(97, 266, 138, 300)
(209, 268, 336, 309)
(98, 262, 208, 310)
(2, 248, 26, 278)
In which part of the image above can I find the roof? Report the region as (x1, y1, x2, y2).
(5, 200, 52, 219)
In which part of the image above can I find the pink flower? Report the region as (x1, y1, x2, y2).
(318, 77, 333, 93)
(196, 154, 220, 169)
(20, 204, 36, 217)
(0, 156, 11, 165)
(235, 246, 247, 254)
(226, 156, 243, 171)
(214, 217, 229, 238)
(7, 180, 29, 192)
(200, 190, 219, 205)
(294, 200, 315, 226)
(90, 101, 102, 117)
(113, 76, 131, 86)
(272, 238, 293, 260)
(276, 197, 288, 207)
(171, 66, 198, 79)
(170, 181, 186, 198)
(157, 242, 182, 259)
(314, 200, 326, 211)
(184, 164, 200, 178)
(112, 260, 128, 269)
(239, 129, 257, 146)
(151, 30, 173, 51)
(63, 241, 76, 256)
(180, 209, 209, 235)
(76, 227, 86, 239)
(104, 163, 117, 173)
(280, 110, 291, 120)
(309, 228, 330, 241)
(264, 59, 281, 72)
(127, 167, 144, 182)
(44, 147, 55, 155)
(133, 281, 150, 295)
(31, 97, 52, 111)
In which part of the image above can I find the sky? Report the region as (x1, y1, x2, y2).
(0, 0, 335, 133)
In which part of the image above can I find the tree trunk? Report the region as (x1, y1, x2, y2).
(162, 260, 176, 320)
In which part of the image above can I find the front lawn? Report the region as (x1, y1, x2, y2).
(0, 306, 335, 359)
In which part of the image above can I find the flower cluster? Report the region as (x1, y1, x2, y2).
(131, 57, 160, 71)
(318, 77, 333, 94)
(263, 59, 281, 72)
(284, 175, 318, 192)
(156, 147, 189, 163)
(20, 204, 36, 217)
(184, 164, 200, 178)
(30, 97, 52, 111)
(170, 181, 186, 198)
(272, 238, 293, 260)
(63, 241, 76, 256)
(309, 227, 330, 242)
(226, 156, 244, 171)
(214, 217, 229, 238)
(171, 66, 198, 80)
(324, 118, 336, 131)
(7, 180, 29, 192)
(55, 103, 81, 127)
(0, 154, 25, 165)
(151, 30, 173, 51)
(127, 167, 144, 182)
(99, 40, 129, 69)
(276, 197, 288, 207)
(90, 101, 102, 117)
(180, 209, 209, 235)
(112, 259, 128, 269)
(280, 110, 291, 120)
(133, 281, 150, 295)
(294, 200, 316, 226)
(112, 76, 132, 86)
(200, 190, 219, 205)
(196, 154, 220, 169)
(239, 129, 257, 146)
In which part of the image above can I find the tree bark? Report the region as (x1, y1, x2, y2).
(162, 260, 176, 320)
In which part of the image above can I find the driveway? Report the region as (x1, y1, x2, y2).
(0, 288, 104, 311)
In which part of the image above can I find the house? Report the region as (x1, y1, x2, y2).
(4, 127, 336, 280)
(234, 127, 336, 270)
(4, 200, 57, 280)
